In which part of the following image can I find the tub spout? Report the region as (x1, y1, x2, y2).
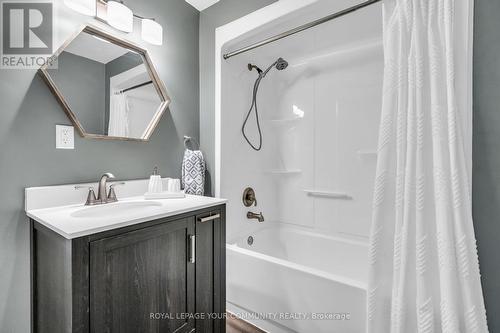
(247, 211, 265, 223)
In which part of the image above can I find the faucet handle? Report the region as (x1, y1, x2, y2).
(75, 186, 97, 206)
(107, 182, 125, 202)
(243, 187, 258, 207)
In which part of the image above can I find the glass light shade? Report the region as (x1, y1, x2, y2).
(141, 19, 163, 45)
(64, 0, 96, 16)
(107, 1, 133, 33)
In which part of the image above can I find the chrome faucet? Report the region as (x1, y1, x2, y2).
(75, 173, 125, 206)
(247, 211, 265, 223)
(97, 173, 115, 204)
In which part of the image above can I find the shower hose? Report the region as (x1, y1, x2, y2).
(242, 73, 265, 151)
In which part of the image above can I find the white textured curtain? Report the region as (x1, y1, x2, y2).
(367, 0, 488, 332)
(108, 92, 130, 137)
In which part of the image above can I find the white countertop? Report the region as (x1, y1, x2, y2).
(25, 179, 226, 239)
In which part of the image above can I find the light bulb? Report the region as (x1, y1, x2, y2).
(107, 1, 133, 33)
(141, 19, 163, 45)
(64, 0, 96, 16)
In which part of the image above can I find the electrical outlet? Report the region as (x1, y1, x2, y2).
(56, 125, 74, 149)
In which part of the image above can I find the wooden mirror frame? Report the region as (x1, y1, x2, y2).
(39, 24, 171, 142)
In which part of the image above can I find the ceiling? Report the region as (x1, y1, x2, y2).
(64, 32, 131, 64)
(185, 0, 220, 11)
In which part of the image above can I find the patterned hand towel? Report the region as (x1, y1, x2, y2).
(182, 149, 205, 196)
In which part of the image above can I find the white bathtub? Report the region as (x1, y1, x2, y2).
(226, 225, 368, 333)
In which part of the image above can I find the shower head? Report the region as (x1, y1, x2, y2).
(265, 58, 288, 76)
(275, 57, 288, 70)
(248, 58, 288, 78)
(242, 56, 290, 152)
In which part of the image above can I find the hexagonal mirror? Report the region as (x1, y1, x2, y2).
(39, 25, 170, 141)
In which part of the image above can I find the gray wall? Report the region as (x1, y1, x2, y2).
(49, 52, 106, 134)
(0, 0, 199, 331)
(199, 0, 277, 196)
(473, 1, 500, 331)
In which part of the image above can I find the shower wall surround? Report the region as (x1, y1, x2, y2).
(220, 1, 383, 241)
(199, 0, 278, 195)
(218, 2, 384, 331)
(0, 1, 199, 332)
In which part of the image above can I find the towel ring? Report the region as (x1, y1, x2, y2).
(184, 136, 200, 150)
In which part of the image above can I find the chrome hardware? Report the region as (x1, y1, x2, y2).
(107, 182, 126, 203)
(75, 186, 98, 206)
(188, 235, 196, 263)
(97, 173, 115, 204)
(242, 187, 257, 207)
(223, 0, 382, 60)
(76, 173, 125, 206)
(247, 211, 264, 223)
(303, 189, 353, 200)
(198, 213, 220, 223)
(184, 136, 200, 150)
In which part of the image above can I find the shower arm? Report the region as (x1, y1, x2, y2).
(223, 0, 382, 60)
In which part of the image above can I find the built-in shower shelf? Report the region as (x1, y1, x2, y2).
(303, 190, 353, 200)
(268, 117, 302, 126)
(264, 169, 302, 175)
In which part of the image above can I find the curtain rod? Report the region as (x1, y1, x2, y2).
(223, 0, 382, 60)
(119, 81, 153, 94)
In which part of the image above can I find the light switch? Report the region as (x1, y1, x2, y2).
(56, 125, 74, 149)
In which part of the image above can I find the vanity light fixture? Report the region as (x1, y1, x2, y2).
(65, 0, 164, 45)
(106, 1, 133, 33)
(141, 18, 163, 46)
(64, 0, 96, 16)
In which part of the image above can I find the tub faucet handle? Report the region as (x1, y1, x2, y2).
(243, 187, 257, 207)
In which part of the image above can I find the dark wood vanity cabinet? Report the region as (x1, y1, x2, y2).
(30, 205, 226, 333)
(90, 217, 196, 333)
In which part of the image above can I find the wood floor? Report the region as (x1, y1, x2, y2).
(226, 313, 267, 333)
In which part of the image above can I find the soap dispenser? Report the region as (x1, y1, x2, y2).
(148, 166, 163, 193)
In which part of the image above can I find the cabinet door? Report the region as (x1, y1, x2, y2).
(90, 217, 195, 333)
(195, 210, 225, 333)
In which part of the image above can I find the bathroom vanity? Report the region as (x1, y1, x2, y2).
(26, 179, 226, 333)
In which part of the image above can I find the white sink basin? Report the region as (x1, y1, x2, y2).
(71, 201, 163, 218)
(26, 178, 227, 239)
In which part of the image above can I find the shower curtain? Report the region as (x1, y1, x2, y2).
(108, 92, 130, 137)
(367, 0, 488, 332)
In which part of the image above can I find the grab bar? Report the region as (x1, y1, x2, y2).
(303, 190, 353, 200)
